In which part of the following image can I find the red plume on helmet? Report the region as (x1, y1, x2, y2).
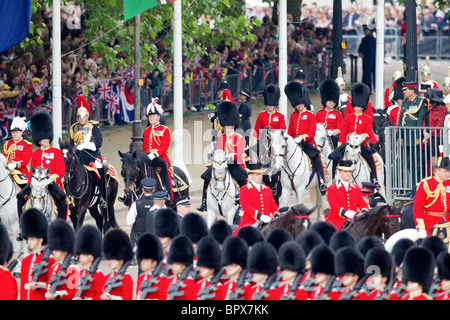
(77, 95, 91, 118)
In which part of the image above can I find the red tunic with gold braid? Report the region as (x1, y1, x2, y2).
(413, 176, 450, 236)
(288, 110, 317, 145)
(3, 138, 32, 176)
(344, 101, 374, 123)
(216, 131, 248, 169)
(252, 110, 286, 142)
(20, 251, 55, 300)
(325, 181, 369, 230)
(316, 108, 344, 133)
(30, 146, 65, 191)
(339, 113, 377, 147)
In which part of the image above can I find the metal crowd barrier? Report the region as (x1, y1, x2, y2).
(384, 126, 448, 204)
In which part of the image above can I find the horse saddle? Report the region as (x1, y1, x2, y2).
(432, 221, 450, 246)
(84, 162, 120, 184)
(10, 170, 28, 187)
(171, 171, 189, 192)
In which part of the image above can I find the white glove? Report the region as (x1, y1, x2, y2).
(42, 178, 53, 187)
(148, 153, 156, 161)
(208, 113, 215, 120)
(294, 136, 302, 144)
(344, 210, 356, 219)
(77, 144, 85, 151)
(326, 130, 335, 137)
(260, 215, 272, 223)
(418, 229, 428, 239)
(7, 163, 17, 170)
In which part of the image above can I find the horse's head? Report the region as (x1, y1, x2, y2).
(377, 205, 404, 242)
(30, 167, 50, 207)
(315, 123, 327, 152)
(211, 149, 229, 191)
(345, 133, 364, 162)
(118, 150, 141, 193)
(290, 204, 314, 234)
(59, 138, 76, 178)
(270, 129, 288, 171)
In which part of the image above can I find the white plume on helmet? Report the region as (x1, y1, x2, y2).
(146, 98, 164, 115)
(10, 116, 28, 131)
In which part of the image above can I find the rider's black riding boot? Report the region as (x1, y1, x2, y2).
(365, 155, 380, 189)
(312, 155, 327, 195)
(97, 168, 107, 209)
(48, 183, 68, 220)
(197, 179, 209, 212)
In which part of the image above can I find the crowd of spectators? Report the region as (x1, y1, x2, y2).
(0, 2, 449, 141)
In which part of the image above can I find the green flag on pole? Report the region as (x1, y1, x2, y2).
(123, 0, 175, 20)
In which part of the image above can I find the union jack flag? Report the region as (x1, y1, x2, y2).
(104, 92, 119, 113)
(98, 79, 111, 100)
(90, 94, 98, 110)
(123, 68, 134, 82)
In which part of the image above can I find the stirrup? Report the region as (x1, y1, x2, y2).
(99, 199, 107, 209)
(319, 183, 327, 195)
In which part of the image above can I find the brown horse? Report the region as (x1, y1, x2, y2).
(342, 204, 404, 243)
(257, 204, 315, 239)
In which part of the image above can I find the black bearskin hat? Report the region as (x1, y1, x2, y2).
(0, 223, 13, 265)
(357, 236, 384, 257)
(364, 247, 393, 279)
(236, 226, 264, 247)
(180, 213, 209, 245)
(329, 231, 356, 252)
(334, 247, 365, 278)
(436, 252, 450, 281)
(295, 229, 325, 257)
(247, 241, 278, 276)
(279, 241, 306, 273)
(221, 236, 248, 268)
(154, 208, 180, 238)
(136, 232, 164, 263)
(20, 208, 48, 245)
(196, 236, 221, 271)
(351, 83, 370, 111)
(263, 84, 281, 106)
(310, 244, 335, 275)
(29, 112, 53, 147)
(103, 228, 133, 262)
(390, 238, 416, 267)
(209, 220, 232, 245)
(75, 225, 102, 258)
(167, 235, 194, 266)
(284, 81, 308, 108)
(267, 228, 293, 252)
(217, 100, 240, 128)
(310, 221, 336, 245)
(47, 219, 75, 253)
(402, 247, 435, 293)
(319, 79, 340, 106)
(392, 77, 405, 101)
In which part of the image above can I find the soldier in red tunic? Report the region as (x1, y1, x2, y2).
(251, 84, 286, 146)
(413, 153, 450, 236)
(142, 98, 173, 199)
(45, 219, 77, 300)
(325, 160, 369, 230)
(73, 225, 104, 300)
(267, 241, 306, 300)
(198, 101, 248, 212)
(387, 77, 405, 126)
(400, 247, 435, 300)
(100, 229, 134, 300)
(20, 208, 54, 300)
(316, 79, 343, 149)
(0, 223, 18, 300)
(195, 236, 225, 300)
(136, 232, 170, 300)
(166, 235, 198, 300)
(17, 112, 67, 220)
(329, 83, 379, 186)
(218, 235, 249, 300)
(233, 163, 280, 235)
(285, 80, 327, 194)
(3, 116, 32, 188)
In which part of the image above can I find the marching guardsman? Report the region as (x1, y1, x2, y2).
(0, 223, 17, 300)
(73, 225, 104, 300)
(20, 208, 54, 300)
(70, 95, 107, 208)
(251, 84, 286, 146)
(443, 66, 450, 98)
(413, 150, 450, 236)
(180, 213, 209, 255)
(285, 80, 327, 195)
(197, 100, 248, 212)
(142, 98, 173, 199)
(316, 79, 343, 149)
(233, 162, 280, 235)
(45, 219, 77, 300)
(330, 83, 379, 187)
(136, 232, 170, 300)
(328, 247, 368, 300)
(399, 81, 429, 188)
(435, 252, 450, 300)
(400, 247, 435, 300)
(365, 247, 393, 300)
(3, 116, 32, 189)
(244, 241, 278, 300)
(218, 235, 249, 300)
(267, 241, 306, 300)
(335, 67, 351, 114)
(166, 235, 198, 300)
(100, 229, 134, 300)
(384, 61, 404, 109)
(325, 160, 369, 231)
(420, 56, 439, 90)
(17, 112, 67, 220)
(195, 236, 225, 300)
(387, 77, 405, 126)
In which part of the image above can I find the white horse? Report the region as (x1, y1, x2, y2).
(24, 167, 57, 223)
(271, 129, 331, 216)
(314, 123, 334, 177)
(0, 154, 22, 274)
(344, 133, 386, 199)
(206, 149, 239, 228)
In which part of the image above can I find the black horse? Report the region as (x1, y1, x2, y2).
(342, 204, 404, 243)
(257, 204, 315, 239)
(60, 139, 119, 232)
(118, 150, 190, 208)
(372, 108, 388, 163)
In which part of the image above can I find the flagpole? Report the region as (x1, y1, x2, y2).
(278, 0, 287, 124)
(52, 0, 62, 143)
(130, 13, 143, 151)
(172, 0, 191, 183)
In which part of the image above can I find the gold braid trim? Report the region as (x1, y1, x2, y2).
(422, 179, 447, 211)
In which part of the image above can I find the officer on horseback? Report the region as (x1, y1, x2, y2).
(17, 112, 67, 221)
(142, 98, 173, 200)
(70, 95, 107, 208)
(285, 80, 327, 195)
(197, 100, 248, 212)
(3, 116, 32, 189)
